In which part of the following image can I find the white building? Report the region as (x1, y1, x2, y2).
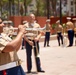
(27, 0, 36, 15)
(56, 0, 76, 16)
(67, 0, 76, 16)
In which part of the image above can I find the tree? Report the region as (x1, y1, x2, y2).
(36, 0, 46, 16)
(24, 0, 32, 15)
(0, 0, 8, 18)
(50, 0, 57, 16)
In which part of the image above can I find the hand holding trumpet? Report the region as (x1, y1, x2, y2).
(18, 25, 27, 35)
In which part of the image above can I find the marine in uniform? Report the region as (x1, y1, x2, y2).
(7, 20, 14, 39)
(44, 19, 51, 47)
(0, 17, 26, 75)
(72, 18, 76, 45)
(66, 21, 74, 47)
(55, 20, 63, 46)
(24, 14, 45, 73)
(3, 20, 9, 35)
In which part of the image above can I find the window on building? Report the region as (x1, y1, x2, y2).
(30, 10, 34, 12)
(64, 4, 66, 7)
(71, 7, 73, 12)
(56, 2, 60, 6)
(29, 4, 34, 7)
(71, 1, 73, 5)
(71, 13, 73, 16)
(64, 11, 66, 13)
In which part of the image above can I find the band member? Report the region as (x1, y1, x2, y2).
(66, 21, 74, 47)
(66, 17, 71, 22)
(0, 17, 26, 75)
(3, 20, 14, 39)
(24, 13, 45, 73)
(3, 20, 9, 35)
(44, 19, 51, 47)
(55, 20, 63, 46)
(8, 20, 13, 28)
(7, 20, 14, 39)
(72, 18, 76, 46)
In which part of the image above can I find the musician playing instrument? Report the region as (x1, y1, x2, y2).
(55, 20, 63, 46)
(66, 21, 74, 47)
(24, 13, 45, 73)
(0, 17, 26, 75)
(3, 20, 14, 39)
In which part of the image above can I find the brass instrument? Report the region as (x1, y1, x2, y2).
(3, 27, 46, 35)
(3, 27, 46, 40)
(6, 27, 46, 31)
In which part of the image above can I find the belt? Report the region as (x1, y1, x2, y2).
(27, 37, 35, 40)
(0, 60, 22, 71)
(57, 31, 61, 33)
(46, 30, 50, 32)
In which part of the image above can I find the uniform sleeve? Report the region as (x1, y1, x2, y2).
(0, 38, 8, 52)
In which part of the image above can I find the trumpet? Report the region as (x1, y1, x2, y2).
(7, 27, 46, 31)
(3, 27, 46, 37)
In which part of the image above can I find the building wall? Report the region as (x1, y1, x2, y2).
(27, 0, 36, 15)
(67, 0, 75, 16)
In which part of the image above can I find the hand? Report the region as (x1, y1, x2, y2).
(18, 25, 26, 34)
(28, 40, 33, 46)
(34, 37, 39, 42)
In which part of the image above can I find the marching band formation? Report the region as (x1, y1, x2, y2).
(0, 13, 76, 75)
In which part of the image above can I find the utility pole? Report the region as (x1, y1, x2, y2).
(60, 0, 62, 24)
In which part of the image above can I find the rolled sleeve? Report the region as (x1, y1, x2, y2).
(0, 38, 8, 52)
